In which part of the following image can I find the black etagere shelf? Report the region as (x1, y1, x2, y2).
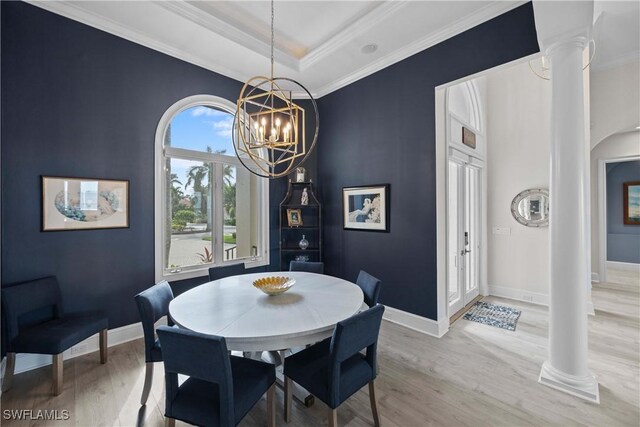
(279, 180, 322, 270)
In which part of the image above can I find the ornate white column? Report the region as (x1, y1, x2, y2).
(538, 36, 599, 403)
(533, 0, 599, 403)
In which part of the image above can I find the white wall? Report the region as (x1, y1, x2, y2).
(589, 58, 640, 279)
(485, 60, 552, 303)
(590, 131, 640, 278)
(590, 60, 640, 148)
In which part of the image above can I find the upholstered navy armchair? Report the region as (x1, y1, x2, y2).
(208, 264, 266, 282)
(157, 326, 276, 427)
(1, 276, 108, 395)
(283, 304, 385, 427)
(356, 270, 382, 308)
(289, 261, 324, 274)
(134, 280, 174, 405)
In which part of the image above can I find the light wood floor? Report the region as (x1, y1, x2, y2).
(2, 280, 638, 427)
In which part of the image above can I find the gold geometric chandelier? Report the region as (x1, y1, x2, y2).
(233, 0, 319, 179)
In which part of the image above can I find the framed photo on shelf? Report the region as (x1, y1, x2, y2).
(342, 184, 389, 232)
(623, 181, 640, 225)
(42, 176, 129, 231)
(287, 208, 303, 227)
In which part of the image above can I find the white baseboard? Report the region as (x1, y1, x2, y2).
(383, 306, 448, 338)
(489, 285, 595, 316)
(488, 285, 549, 306)
(2, 322, 145, 378)
(591, 272, 600, 283)
(606, 261, 640, 273)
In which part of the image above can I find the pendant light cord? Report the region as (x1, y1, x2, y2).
(271, 0, 274, 80)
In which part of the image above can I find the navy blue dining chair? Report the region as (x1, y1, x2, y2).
(283, 304, 385, 427)
(289, 261, 324, 274)
(356, 271, 382, 308)
(1, 276, 108, 395)
(134, 280, 174, 405)
(157, 326, 276, 427)
(208, 264, 266, 282)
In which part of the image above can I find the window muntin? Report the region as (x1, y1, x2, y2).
(157, 96, 268, 279)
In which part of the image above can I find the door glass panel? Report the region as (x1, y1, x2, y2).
(448, 161, 460, 304)
(465, 166, 479, 293)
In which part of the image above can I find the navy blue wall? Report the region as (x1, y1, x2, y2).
(0, 2, 310, 331)
(607, 161, 640, 264)
(316, 3, 539, 320)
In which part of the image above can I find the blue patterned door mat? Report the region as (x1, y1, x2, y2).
(463, 301, 522, 331)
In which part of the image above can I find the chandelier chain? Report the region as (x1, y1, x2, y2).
(271, 0, 274, 80)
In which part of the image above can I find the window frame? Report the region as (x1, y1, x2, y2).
(154, 95, 269, 282)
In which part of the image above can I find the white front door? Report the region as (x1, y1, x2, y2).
(448, 154, 482, 316)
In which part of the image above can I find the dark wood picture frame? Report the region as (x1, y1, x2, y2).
(42, 175, 130, 231)
(623, 181, 640, 225)
(342, 184, 390, 232)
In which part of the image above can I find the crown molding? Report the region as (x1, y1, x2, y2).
(313, 0, 525, 98)
(155, 0, 300, 72)
(26, 0, 253, 85)
(26, 0, 527, 99)
(299, 0, 410, 71)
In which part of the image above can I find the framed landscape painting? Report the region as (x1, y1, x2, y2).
(343, 184, 389, 232)
(623, 181, 640, 225)
(42, 176, 129, 231)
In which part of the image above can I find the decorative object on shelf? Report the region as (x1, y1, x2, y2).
(511, 188, 549, 227)
(462, 127, 476, 149)
(287, 208, 303, 227)
(253, 276, 295, 296)
(299, 235, 309, 250)
(529, 40, 595, 80)
(295, 255, 310, 262)
(301, 188, 309, 205)
(623, 181, 640, 225)
(42, 176, 129, 231)
(296, 167, 307, 183)
(232, 0, 319, 179)
(342, 184, 390, 232)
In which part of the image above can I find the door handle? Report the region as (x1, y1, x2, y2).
(461, 249, 471, 256)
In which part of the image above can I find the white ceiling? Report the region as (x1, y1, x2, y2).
(27, 1, 639, 97)
(592, 1, 640, 70)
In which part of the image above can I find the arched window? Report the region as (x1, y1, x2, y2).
(155, 95, 269, 280)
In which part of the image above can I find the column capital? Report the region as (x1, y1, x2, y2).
(544, 36, 590, 58)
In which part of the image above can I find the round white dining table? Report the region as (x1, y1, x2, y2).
(169, 271, 364, 352)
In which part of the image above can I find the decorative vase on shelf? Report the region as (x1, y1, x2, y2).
(299, 235, 309, 250)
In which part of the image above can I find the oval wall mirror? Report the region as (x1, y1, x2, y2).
(511, 188, 550, 227)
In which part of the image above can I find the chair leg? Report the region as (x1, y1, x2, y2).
(284, 376, 292, 423)
(2, 353, 16, 392)
(328, 408, 338, 427)
(99, 329, 108, 364)
(369, 380, 381, 427)
(52, 354, 63, 396)
(267, 383, 276, 427)
(165, 416, 175, 427)
(140, 362, 154, 405)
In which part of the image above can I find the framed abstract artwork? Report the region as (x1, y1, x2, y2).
(42, 176, 129, 231)
(623, 181, 640, 225)
(342, 184, 390, 232)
